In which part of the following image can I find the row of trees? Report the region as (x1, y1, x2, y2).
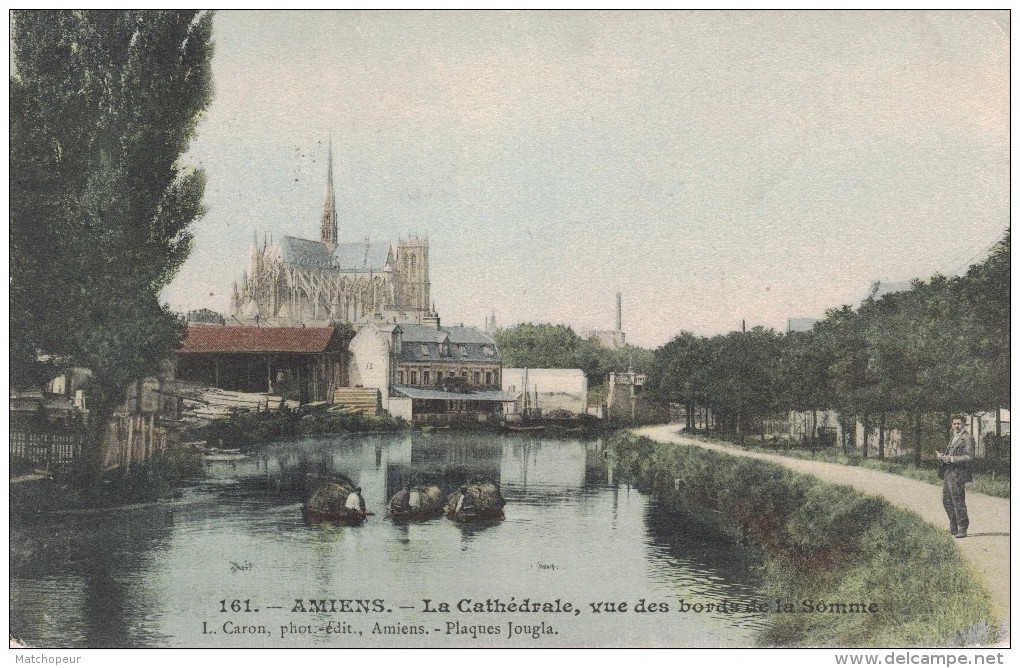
(647, 231, 1010, 461)
(10, 11, 214, 481)
(493, 323, 654, 388)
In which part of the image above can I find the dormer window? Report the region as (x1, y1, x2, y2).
(420, 343, 430, 356)
(482, 346, 494, 358)
(440, 340, 450, 357)
(459, 344, 467, 357)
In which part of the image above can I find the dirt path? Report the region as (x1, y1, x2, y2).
(635, 425, 1010, 635)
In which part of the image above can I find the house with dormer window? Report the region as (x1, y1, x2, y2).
(348, 320, 513, 423)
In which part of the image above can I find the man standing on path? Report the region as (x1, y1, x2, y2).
(938, 415, 975, 538)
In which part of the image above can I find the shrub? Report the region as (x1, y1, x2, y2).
(610, 433, 998, 647)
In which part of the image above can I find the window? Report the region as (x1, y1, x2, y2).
(420, 343, 430, 356)
(486, 371, 492, 385)
(411, 254, 416, 270)
(440, 341, 449, 356)
(459, 344, 467, 357)
(436, 371, 443, 382)
(397, 370, 404, 384)
(473, 371, 480, 385)
(482, 346, 494, 357)
(423, 371, 430, 384)
(461, 370, 468, 379)
(410, 370, 418, 384)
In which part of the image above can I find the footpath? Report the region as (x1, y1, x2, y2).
(634, 425, 1011, 638)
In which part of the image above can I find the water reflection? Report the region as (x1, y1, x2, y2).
(11, 432, 766, 648)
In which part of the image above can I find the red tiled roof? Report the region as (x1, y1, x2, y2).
(179, 326, 340, 354)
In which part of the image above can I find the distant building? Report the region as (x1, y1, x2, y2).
(786, 318, 819, 333)
(604, 369, 669, 423)
(867, 280, 913, 300)
(230, 141, 436, 328)
(186, 308, 225, 326)
(484, 311, 498, 335)
(591, 292, 626, 349)
(606, 369, 645, 420)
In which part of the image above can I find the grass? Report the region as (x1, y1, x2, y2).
(681, 431, 1010, 499)
(610, 432, 999, 647)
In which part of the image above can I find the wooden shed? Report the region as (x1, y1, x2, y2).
(175, 325, 352, 404)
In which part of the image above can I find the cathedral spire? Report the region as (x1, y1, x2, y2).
(321, 137, 338, 247)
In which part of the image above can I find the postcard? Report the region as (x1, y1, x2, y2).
(9, 10, 1010, 659)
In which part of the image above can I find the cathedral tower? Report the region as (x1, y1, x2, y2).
(395, 237, 430, 312)
(320, 139, 338, 247)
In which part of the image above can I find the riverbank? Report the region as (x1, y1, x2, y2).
(10, 443, 204, 519)
(198, 406, 619, 449)
(198, 406, 406, 449)
(614, 429, 1000, 647)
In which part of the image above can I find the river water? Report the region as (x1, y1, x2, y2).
(10, 432, 769, 648)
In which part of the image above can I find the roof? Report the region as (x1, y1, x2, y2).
(392, 385, 517, 402)
(280, 236, 390, 272)
(179, 326, 344, 354)
(398, 325, 500, 363)
(399, 324, 497, 345)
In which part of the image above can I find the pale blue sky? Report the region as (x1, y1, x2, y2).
(162, 10, 1009, 348)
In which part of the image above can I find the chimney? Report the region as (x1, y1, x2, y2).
(616, 292, 622, 331)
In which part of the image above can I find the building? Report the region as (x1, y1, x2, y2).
(591, 292, 626, 349)
(786, 318, 819, 333)
(187, 308, 226, 326)
(230, 141, 437, 328)
(606, 369, 645, 420)
(175, 325, 353, 404)
(604, 369, 668, 423)
(349, 322, 514, 423)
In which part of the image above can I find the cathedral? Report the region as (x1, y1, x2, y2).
(230, 144, 437, 327)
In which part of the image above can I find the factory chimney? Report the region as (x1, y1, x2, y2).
(616, 292, 622, 331)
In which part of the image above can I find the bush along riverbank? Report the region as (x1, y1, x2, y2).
(610, 433, 998, 647)
(10, 443, 204, 519)
(200, 406, 406, 450)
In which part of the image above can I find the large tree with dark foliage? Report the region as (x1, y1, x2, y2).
(10, 10, 214, 481)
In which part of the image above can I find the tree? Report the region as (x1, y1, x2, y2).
(494, 323, 652, 388)
(960, 230, 1010, 411)
(648, 332, 709, 430)
(10, 10, 214, 482)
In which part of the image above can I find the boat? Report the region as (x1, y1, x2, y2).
(506, 424, 545, 433)
(446, 480, 506, 522)
(302, 474, 367, 525)
(387, 484, 444, 521)
(505, 368, 545, 432)
(202, 447, 247, 462)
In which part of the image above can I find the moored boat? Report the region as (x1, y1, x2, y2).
(506, 424, 545, 433)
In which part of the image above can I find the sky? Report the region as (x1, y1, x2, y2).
(161, 10, 1010, 349)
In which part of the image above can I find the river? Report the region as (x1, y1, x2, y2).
(10, 432, 769, 648)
